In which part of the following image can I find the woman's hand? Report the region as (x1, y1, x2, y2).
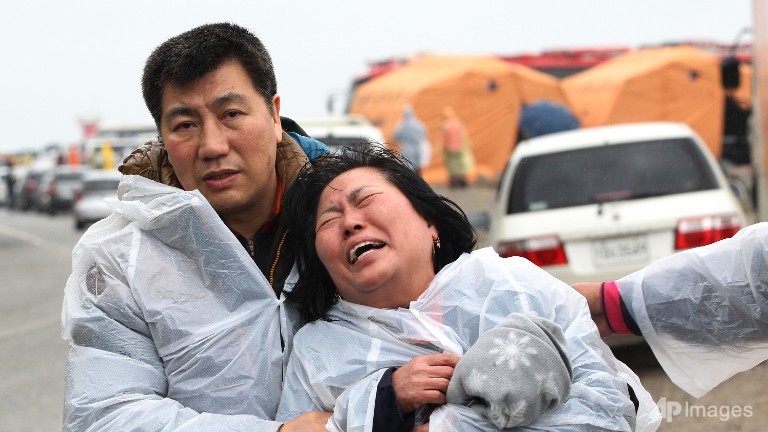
(571, 282, 614, 338)
(392, 353, 460, 413)
(279, 411, 332, 432)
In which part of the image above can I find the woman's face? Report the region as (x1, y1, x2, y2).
(315, 167, 438, 308)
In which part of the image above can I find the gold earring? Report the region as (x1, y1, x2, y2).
(432, 236, 441, 255)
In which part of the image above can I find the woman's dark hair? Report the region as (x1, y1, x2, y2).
(142, 22, 277, 130)
(284, 146, 477, 323)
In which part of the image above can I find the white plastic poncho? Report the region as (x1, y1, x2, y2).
(276, 248, 662, 431)
(61, 175, 302, 431)
(618, 221, 768, 398)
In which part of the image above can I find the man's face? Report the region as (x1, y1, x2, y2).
(159, 59, 282, 223)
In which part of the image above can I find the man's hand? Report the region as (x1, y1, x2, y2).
(571, 282, 614, 338)
(279, 411, 332, 432)
(412, 423, 430, 432)
(392, 353, 460, 413)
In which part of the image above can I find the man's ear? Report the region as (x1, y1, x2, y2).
(272, 94, 282, 143)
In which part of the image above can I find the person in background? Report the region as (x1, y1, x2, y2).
(393, 105, 427, 175)
(61, 23, 332, 431)
(572, 222, 768, 398)
(67, 146, 82, 166)
(4, 157, 16, 209)
(276, 147, 660, 432)
(439, 107, 474, 188)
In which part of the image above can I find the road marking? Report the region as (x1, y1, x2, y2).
(0, 222, 72, 258)
(0, 315, 61, 341)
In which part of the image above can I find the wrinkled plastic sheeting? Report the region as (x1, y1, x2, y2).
(278, 248, 661, 431)
(620, 222, 768, 398)
(62, 175, 294, 431)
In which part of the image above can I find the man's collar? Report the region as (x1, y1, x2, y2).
(259, 177, 285, 234)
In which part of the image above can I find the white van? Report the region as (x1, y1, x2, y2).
(487, 122, 748, 346)
(295, 115, 385, 152)
(488, 122, 747, 282)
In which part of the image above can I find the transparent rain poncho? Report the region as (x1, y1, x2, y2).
(61, 175, 301, 431)
(618, 222, 768, 398)
(277, 248, 662, 431)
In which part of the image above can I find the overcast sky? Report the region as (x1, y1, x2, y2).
(0, 0, 752, 152)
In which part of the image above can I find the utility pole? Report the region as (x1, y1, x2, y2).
(752, 0, 768, 220)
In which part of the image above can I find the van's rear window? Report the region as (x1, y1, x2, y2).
(507, 138, 718, 214)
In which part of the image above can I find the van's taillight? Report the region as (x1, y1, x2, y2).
(675, 214, 741, 250)
(73, 190, 83, 203)
(496, 235, 568, 266)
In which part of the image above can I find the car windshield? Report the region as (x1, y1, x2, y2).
(507, 138, 718, 214)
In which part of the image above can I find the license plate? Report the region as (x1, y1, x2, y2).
(591, 236, 649, 267)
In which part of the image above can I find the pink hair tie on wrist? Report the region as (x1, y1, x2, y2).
(602, 281, 633, 335)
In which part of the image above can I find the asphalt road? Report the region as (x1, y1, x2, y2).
(1, 190, 766, 431)
(0, 208, 76, 432)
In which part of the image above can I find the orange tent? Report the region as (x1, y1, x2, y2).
(562, 46, 725, 157)
(348, 54, 569, 184)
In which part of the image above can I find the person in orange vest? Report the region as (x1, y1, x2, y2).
(68, 146, 81, 166)
(439, 107, 474, 188)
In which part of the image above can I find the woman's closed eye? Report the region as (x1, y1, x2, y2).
(317, 215, 340, 231)
(357, 192, 381, 206)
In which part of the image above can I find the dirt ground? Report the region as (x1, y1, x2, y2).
(615, 344, 768, 431)
(436, 184, 767, 432)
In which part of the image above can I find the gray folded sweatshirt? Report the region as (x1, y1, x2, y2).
(446, 313, 573, 428)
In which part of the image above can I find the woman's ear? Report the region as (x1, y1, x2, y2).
(429, 223, 439, 239)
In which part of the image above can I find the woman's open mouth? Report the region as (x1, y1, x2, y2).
(348, 241, 385, 264)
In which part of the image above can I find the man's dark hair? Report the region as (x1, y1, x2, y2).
(284, 146, 477, 323)
(142, 22, 277, 129)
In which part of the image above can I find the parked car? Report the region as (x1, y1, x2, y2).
(487, 122, 747, 343)
(73, 169, 123, 230)
(8, 165, 28, 210)
(296, 115, 385, 153)
(0, 164, 9, 207)
(36, 166, 84, 214)
(17, 168, 48, 211)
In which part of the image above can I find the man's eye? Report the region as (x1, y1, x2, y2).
(173, 122, 195, 132)
(223, 111, 242, 120)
